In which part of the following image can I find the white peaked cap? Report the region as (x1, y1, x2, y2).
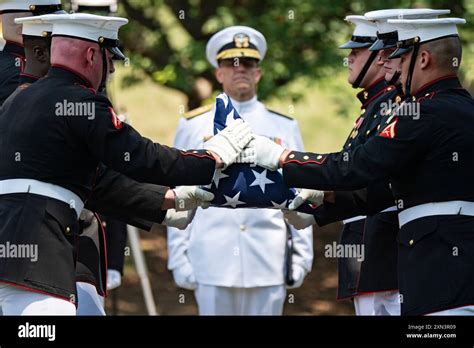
(38, 13, 128, 42)
(388, 17, 466, 42)
(339, 15, 378, 49)
(15, 15, 53, 37)
(206, 25, 267, 68)
(0, 0, 61, 12)
(365, 8, 451, 34)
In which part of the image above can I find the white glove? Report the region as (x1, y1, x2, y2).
(203, 119, 253, 168)
(235, 135, 285, 171)
(283, 210, 316, 230)
(289, 189, 325, 210)
(161, 209, 197, 230)
(287, 264, 306, 289)
(173, 186, 215, 211)
(172, 261, 197, 290)
(107, 269, 122, 290)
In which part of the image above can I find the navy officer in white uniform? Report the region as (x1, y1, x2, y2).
(167, 26, 313, 315)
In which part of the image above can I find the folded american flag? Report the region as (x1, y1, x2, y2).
(203, 94, 315, 214)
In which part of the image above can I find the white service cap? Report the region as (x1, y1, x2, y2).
(15, 15, 53, 37)
(364, 8, 451, 51)
(0, 0, 61, 14)
(388, 17, 466, 58)
(206, 25, 267, 68)
(339, 15, 378, 49)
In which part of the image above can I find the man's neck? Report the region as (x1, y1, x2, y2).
(410, 70, 458, 95)
(22, 65, 44, 79)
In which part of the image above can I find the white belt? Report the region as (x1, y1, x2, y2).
(343, 215, 366, 224)
(398, 200, 474, 227)
(0, 179, 84, 217)
(342, 205, 397, 225)
(381, 205, 397, 213)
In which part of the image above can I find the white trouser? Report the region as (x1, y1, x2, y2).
(195, 284, 286, 315)
(353, 290, 401, 316)
(76, 282, 105, 316)
(427, 305, 474, 316)
(0, 283, 76, 315)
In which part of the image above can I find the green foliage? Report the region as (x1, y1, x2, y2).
(118, 0, 473, 108)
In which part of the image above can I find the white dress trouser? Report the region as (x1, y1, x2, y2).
(427, 305, 474, 316)
(76, 282, 106, 316)
(353, 290, 401, 316)
(0, 283, 76, 315)
(195, 284, 286, 315)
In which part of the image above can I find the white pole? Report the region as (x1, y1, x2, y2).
(127, 225, 158, 315)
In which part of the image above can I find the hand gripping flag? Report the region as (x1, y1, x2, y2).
(202, 94, 316, 214)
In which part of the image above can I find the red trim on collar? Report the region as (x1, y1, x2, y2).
(20, 73, 40, 79)
(413, 74, 458, 96)
(362, 84, 396, 109)
(5, 40, 24, 48)
(50, 64, 95, 90)
(364, 76, 385, 90)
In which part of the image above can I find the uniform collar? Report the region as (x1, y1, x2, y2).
(356, 77, 387, 108)
(19, 73, 40, 85)
(3, 41, 25, 57)
(412, 75, 462, 99)
(47, 65, 95, 89)
(229, 95, 259, 114)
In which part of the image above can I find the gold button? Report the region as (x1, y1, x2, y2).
(409, 239, 414, 246)
(373, 114, 377, 118)
(303, 155, 309, 160)
(377, 125, 381, 130)
(425, 93, 430, 97)
(387, 87, 393, 91)
(363, 91, 369, 99)
(360, 109, 366, 114)
(348, 143, 352, 147)
(366, 130, 370, 136)
(29, 5, 36, 11)
(240, 224, 246, 231)
(395, 96, 402, 103)
(316, 155, 323, 160)
(289, 154, 295, 159)
(412, 96, 416, 101)
(102, 221, 107, 228)
(193, 150, 198, 153)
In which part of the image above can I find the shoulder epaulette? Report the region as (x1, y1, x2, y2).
(184, 104, 213, 120)
(266, 107, 294, 120)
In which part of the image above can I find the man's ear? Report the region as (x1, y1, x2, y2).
(254, 67, 262, 84)
(33, 46, 48, 63)
(419, 49, 431, 70)
(376, 52, 384, 66)
(215, 68, 224, 84)
(86, 47, 96, 66)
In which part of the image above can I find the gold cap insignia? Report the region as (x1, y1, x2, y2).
(234, 33, 250, 48)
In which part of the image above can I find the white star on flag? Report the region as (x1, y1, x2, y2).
(271, 200, 288, 209)
(250, 169, 274, 193)
(213, 170, 230, 188)
(223, 192, 245, 208)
